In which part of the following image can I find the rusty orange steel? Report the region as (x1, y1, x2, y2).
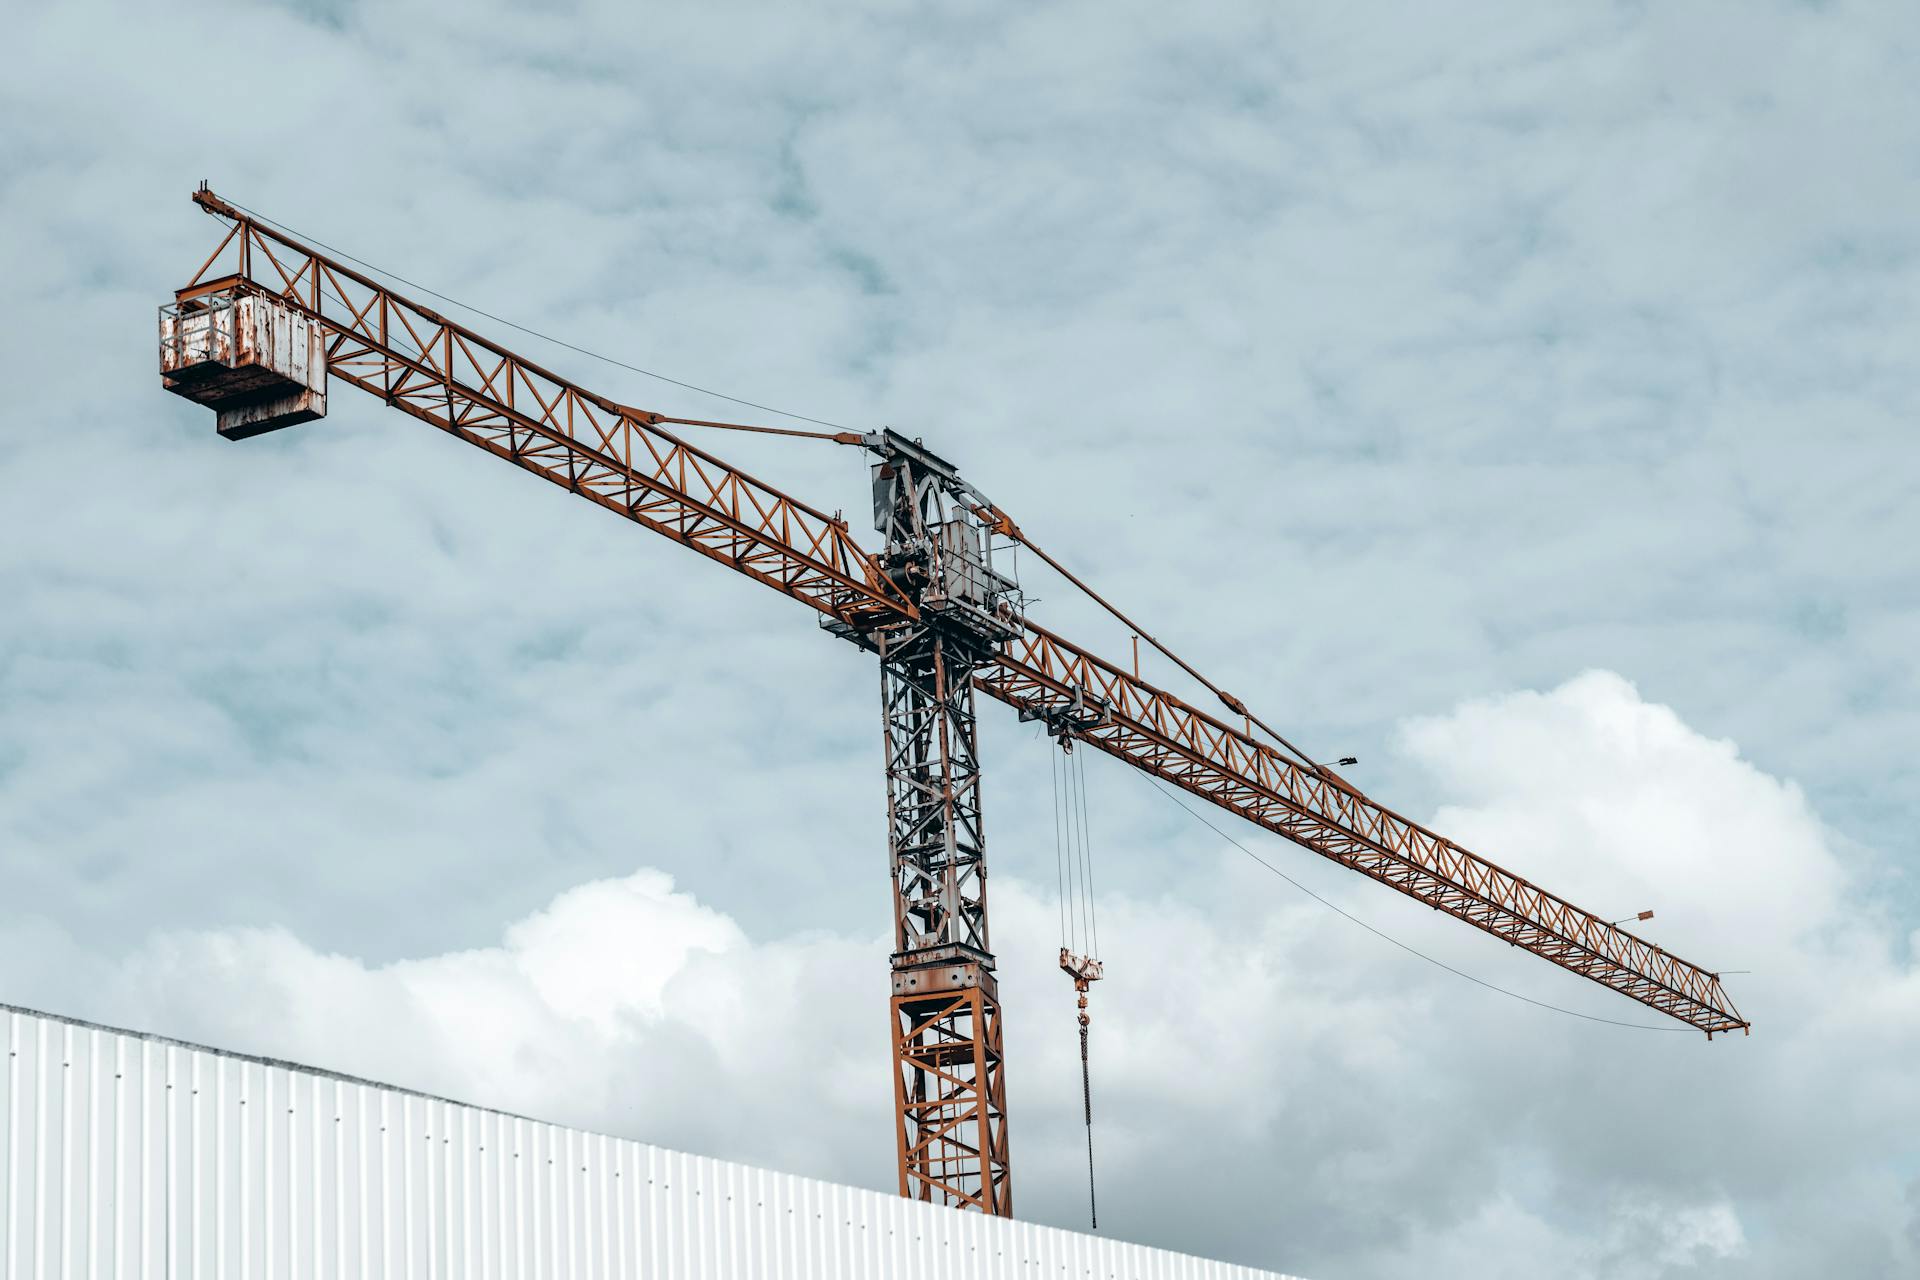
(176, 190, 912, 633)
(978, 624, 1747, 1035)
(163, 189, 1748, 1221)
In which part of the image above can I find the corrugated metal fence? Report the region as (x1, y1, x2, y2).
(1, 1004, 1297, 1279)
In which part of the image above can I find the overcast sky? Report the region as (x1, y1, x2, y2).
(4, 1, 1918, 1276)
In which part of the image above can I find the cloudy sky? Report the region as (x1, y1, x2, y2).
(4, 1, 1918, 1275)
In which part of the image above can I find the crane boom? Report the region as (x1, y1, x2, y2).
(157, 188, 1748, 1221)
(979, 624, 1747, 1034)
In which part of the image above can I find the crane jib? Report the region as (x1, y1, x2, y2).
(975, 627, 1745, 1036)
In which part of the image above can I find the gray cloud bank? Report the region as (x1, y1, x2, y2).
(4, 1, 1918, 1275)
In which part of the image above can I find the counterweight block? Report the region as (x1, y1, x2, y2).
(160, 281, 327, 440)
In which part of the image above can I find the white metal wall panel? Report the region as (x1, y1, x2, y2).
(0, 1003, 1301, 1279)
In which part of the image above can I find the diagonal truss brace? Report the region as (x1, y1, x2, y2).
(175, 189, 913, 632)
(975, 622, 1748, 1036)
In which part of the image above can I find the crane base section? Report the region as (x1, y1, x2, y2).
(891, 973, 1011, 1216)
(160, 282, 327, 441)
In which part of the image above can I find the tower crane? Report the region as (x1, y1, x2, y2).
(155, 186, 1749, 1219)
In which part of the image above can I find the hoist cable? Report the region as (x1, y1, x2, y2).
(1064, 747, 1080, 954)
(1044, 742, 1099, 1228)
(1073, 747, 1100, 957)
(1076, 757, 1091, 951)
(1050, 744, 1069, 950)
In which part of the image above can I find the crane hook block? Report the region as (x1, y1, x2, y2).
(159, 283, 328, 441)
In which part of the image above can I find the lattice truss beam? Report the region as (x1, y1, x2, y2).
(975, 624, 1748, 1036)
(176, 191, 911, 632)
(880, 627, 991, 957)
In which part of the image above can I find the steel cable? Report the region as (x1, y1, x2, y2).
(1148, 778, 1684, 1032)
(1073, 747, 1100, 958)
(1059, 740, 1075, 951)
(218, 198, 857, 432)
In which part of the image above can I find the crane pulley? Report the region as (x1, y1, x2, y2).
(156, 186, 1750, 1222)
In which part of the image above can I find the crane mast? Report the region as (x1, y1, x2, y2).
(847, 433, 1022, 1212)
(157, 187, 1750, 1223)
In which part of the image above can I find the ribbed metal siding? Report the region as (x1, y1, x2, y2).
(0, 1006, 1297, 1278)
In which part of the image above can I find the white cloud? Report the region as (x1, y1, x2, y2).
(1400, 670, 1841, 958)
(5, 3, 1920, 1275)
(26, 672, 1914, 1276)
(1380, 1193, 1747, 1280)
(77, 864, 891, 1190)
(505, 871, 743, 1030)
